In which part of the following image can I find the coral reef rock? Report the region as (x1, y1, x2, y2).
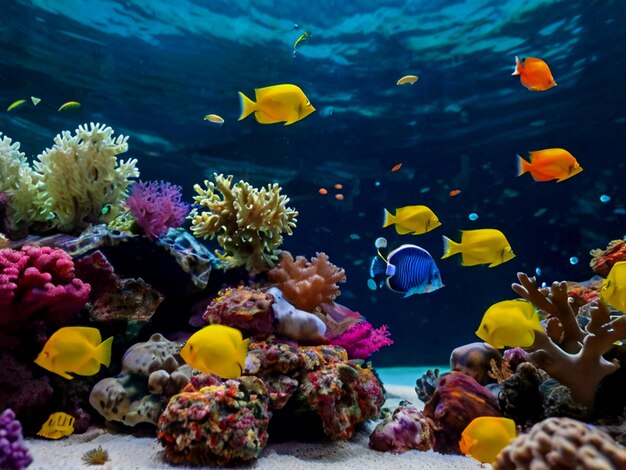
(415, 368, 441, 403)
(267, 251, 346, 312)
(590, 237, 626, 277)
(494, 417, 626, 469)
(423, 371, 501, 454)
(157, 376, 270, 467)
(202, 286, 275, 337)
(450, 341, 502, 386)
(369, 401, 435, 453)
(267, 287, 327, 343)
(90, 333, 191, 426)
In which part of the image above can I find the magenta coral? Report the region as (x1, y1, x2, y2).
(0, 408, 33, 470)
(0, 245, 90, 334)
(330, 321, 393, 360)
(126, 180, 189, 240)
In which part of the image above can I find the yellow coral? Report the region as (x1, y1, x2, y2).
(0, 132, 51, 234)
(33, 123, 139, 233)
(189, 173, 297, 272)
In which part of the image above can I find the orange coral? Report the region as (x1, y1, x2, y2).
(267, 251, 346, 312)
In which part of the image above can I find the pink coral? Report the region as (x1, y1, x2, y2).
(0, 245, 90, 333)
(267, 251, 346, 312)
(330, 321, 393, 359)
(126, 180, 189, 240)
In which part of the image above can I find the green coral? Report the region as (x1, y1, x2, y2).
(33, 122, 139, 233)
(189, 173, 298, 273)
(0, 132, 51, 236)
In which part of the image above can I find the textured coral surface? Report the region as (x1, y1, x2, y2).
(369, 401, 435, 453)
(0, 409, 33, 470)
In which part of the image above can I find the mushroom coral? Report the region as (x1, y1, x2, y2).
(512, 272, 626, 410)
(189, 173, 297, 273)
(33, 122, 139, 233)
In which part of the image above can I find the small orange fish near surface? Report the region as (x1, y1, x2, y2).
(319, 188, 328, 195)
(517, 148, 583, 183)
(448, 189, 461, 197)
(391, 163, 402, 172)
(334, 183, 343, 190)
(512, 56, 556, 91)
(335, 193, 344, 201)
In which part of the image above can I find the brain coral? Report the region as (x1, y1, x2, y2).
(0, 132, 50, 236)
(33, 123, 139, 233)
(189, 173, 297, 273)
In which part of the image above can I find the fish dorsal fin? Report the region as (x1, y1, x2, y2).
(460, 229, 501, 245)
(523, 57, 544, 66)
(65, 327, 102, 346)
(255, 84, 294, 100)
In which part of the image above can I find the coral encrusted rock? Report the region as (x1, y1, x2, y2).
(369, 401, 435, 453)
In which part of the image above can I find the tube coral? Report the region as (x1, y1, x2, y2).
(189, 173, 297, 272)
(0, 132, 50, 236)
(125, 180, 189, 240)
(33, 123, 139, 233)
(267, 251, 346, 312)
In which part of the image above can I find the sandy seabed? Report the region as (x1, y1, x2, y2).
(26, 384, 486, 470)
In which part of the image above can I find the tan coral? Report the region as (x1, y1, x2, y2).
(494, 417, 626, 469)
(33, 123, 139, 233)
(189, 173, 297, 273)
(0, 132, 51, 234)
(267, 251, 346, 312)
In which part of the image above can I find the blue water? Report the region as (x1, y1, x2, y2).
(2, 0, 625, 366)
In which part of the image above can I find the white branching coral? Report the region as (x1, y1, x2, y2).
(33, 123, 139, 233)
(0, 132, 51, 235)
(189, 173, 298, 273)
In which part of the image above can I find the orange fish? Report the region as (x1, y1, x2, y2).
(517, 148, 583, 183)
(448, 189, 461, 197)
(512, 56, 556, 91)
(319, 188, 328, 195)
(391, 163, 402, 172)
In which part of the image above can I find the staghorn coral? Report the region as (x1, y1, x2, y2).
(493, 417, 626, 469)
(369, 401, 435, 453)
(590, 237, 626, 277)
(0, 409, 33, 470)
(0, 132, 50, 236)
(330, 321, 393, 359)
(33, 123, 139, 233)
(267, 251, 346, 312)
(157, 376, 270, 466)
(513, 272, 626, 410)
(125, 180, 189, 240)
(189, 173, 297, 272)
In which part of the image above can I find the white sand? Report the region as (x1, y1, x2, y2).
(26, 385, 486, 469)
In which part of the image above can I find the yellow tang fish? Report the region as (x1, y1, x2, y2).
(383, 205, 441, 235)
(441, 228, 515, 267)
(237, 84, 315, 126)
(34, 326, 113, 380)
(601, 261, 626, 312)
(459, 416, 517, 464)
(204, 114, 224, 126)
(475, 299, 543, 349)
(37, 412, 76, 439)
(180, 324, 250, 379)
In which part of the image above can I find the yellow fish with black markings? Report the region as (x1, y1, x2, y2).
(383, 205, 441, 235)
(34, 326, 113, 380)
(238, 84, 315, 126)
(475, 299, 543, 349)
(442, 228, 515, 267)
(37, 412, 75, 439)
(601, 261, 626, 312)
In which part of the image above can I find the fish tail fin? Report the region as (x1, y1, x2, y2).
(382, 209, 395, 228)
(95, 336, 114, 367)
(517, 154, 531, 176)
(441, 235, 460, 259)
(512, 56, 522, 76)
(238, 91, 256, 121)
(369, 255, 387, 280)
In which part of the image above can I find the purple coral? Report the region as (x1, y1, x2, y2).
(125, 180, 189, 240)
(369, 401, 435, 452)
(0, 245, 90, 335)
(330, 321, 393, 360)
(0, 409, 33, 470)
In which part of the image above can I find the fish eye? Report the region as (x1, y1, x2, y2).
(482, 325, 488, 330)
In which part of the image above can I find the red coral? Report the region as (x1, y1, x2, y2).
(267, 251, 346, 312)
(0, 245, 90, 333)
(330, 321, 393, 360)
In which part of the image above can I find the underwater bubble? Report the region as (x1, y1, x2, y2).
(569, 256, 579, 265)
(600, 194, 611, 203)
(350, 233, 361, 240)
(468, 212, 479, 221)
(367, 279, 378, 291)
(541, 282, 548, 288)
(374, 181, 381, 187)
(420, 187, 430, 194)
(535, 267, 542, 276)
(375, 237, 387, 249)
